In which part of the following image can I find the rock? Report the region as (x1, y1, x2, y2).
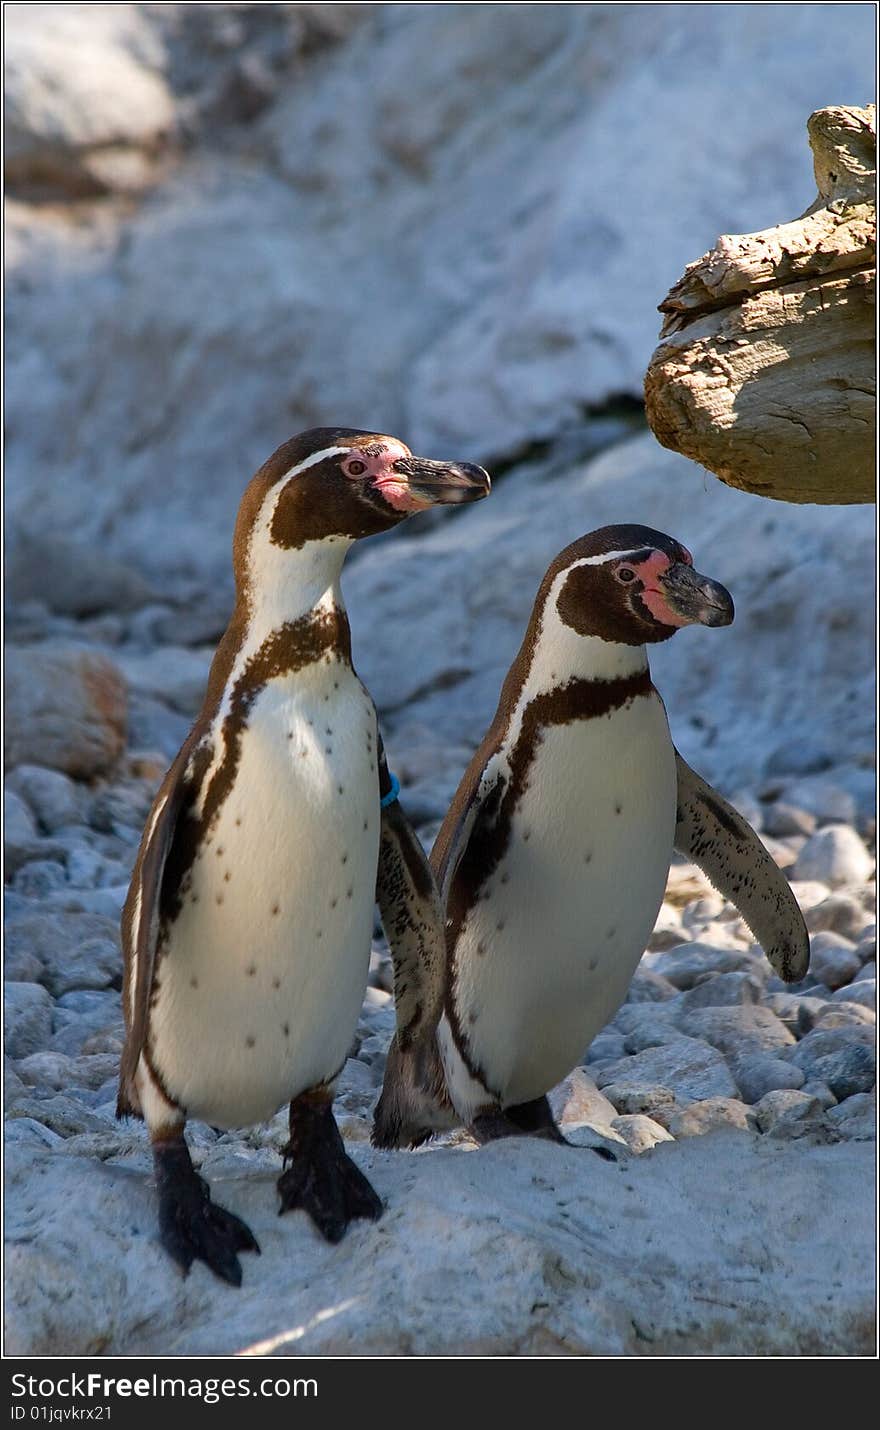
(646, 904, 687, 950)
(7, 530, 155, 616)
(832, 979, 876, 1010)
(126, 694, 192, 763)
(5, 645, 127, 779)
(625, 968, 678, 1003)
(765, 740, 836, 779)
(855, 932, 876, 965)
(808, 1045, 875, 1102)
(600, 1084, 677, 1121)
(5, 1132, 873, 1356)
(811, 1003, 875, 1033)
(550, 1069, 619, 1131)
(667, 1098, 756, 1138)
(4, 789, 40, 874)
(4, 982, 53, 1060)
(583, 1032, 627, 1067)
(676, 1006, 794, 1060)
(732, 1055, 805, 1105)
(644, 943, 766, 991)
(6, 765, 83, 833)
(786, 880, 832, 912)
(679, 972, 763, 1011)
(763, 802, 817, 838)
(4, 4, 175, 197)
(50, 989, 125, 1058)
(40, 938, 121, 999)
(763, 991, 830, 1036)
(805, 894, 871, 942)
(609, 1115, 674, 1154)
(596, 1038, 738, 1106)
(826, 1092, 875, 1140)
(786, 1025, 875, 1079)
(6, 1094, 113, 1139)
(800, 1081, 838, 1111)
(14, 859, 67, 899)
(754, 1090, 828, 1139)
(808, 930, 862, 990)
(115, 646, 212, 715)
(781, 779, 859, 827)
(793, 825, 873, 889)
(15, 1051, 119, 1093)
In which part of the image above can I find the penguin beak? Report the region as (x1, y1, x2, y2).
(659, 563, 735, 628)
(391, 457, 491, 506)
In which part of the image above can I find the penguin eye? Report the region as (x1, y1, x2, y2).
(616, 566, 637, 584)
(346, 460, 367, 477)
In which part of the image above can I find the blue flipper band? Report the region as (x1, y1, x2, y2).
(380, 772, 401, 808)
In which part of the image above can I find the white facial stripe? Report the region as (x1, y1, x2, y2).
(564, 548, 648, 571)
(274, 445, 350, 487)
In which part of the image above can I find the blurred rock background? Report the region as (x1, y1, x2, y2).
(4, 3, 876, 1356)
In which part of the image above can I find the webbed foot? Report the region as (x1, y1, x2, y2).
(278, 1092, 383, 1243)
(154, 1138, 260, 1287)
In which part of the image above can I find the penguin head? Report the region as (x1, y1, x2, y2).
(236, 427, 490, 562)
(553, 525, 734, 646)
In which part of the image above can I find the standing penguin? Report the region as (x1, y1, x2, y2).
(373, 525, 809, 1148)
(117, 428, 489, 1283)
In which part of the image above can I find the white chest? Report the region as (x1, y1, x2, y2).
(443, 691, 677, 1110)
(149, 661, 381, 1127)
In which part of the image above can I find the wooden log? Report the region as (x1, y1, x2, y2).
(645, 105, 875, 504)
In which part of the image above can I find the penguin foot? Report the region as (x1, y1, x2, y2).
(470, 1096, 616, 1159)
(278, 1093, 383, 1243)
(154, 1138, 260, 1287)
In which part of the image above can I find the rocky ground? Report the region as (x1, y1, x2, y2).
(4, 2, 875, 1359)
(5, 434, 876, 1357)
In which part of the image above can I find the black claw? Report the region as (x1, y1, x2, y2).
(278, 1095, 383, 1243)
(154, 1138, 259, 1288)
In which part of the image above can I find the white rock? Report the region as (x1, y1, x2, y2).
(754, 1090, 828, 1138)
(806, 894, 873, 942)
(826, 1092, 875, 1140)
(667, 1097, 756, 1138)
(793, 826, 874, 890)
(676, 1005, 794, 1060)
(5, 4, 175, 195)
(550, 1069, 619, 1131)
(4, 1133, 873, 1355)
(732, 1055, 805, 1105)
(6, 765, 83, 833)
(832, 979, 876, 1010)
(609, 1115, 674, 1154)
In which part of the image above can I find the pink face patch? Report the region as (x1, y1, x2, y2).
(628, 551, 690, 628)
(343, 441, 428, 513)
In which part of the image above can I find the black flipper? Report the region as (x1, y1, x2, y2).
(674, 751, 810, 983)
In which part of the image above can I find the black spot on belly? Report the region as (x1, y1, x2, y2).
(476, 942, 486, 956)
(325, 745, 333, 755)
(588, 958, 598, 971)
(468, 1011, 479, 1025)
(217, 847, 224, 856)
(283, 1024, 290, 1038)
(316, 929, 323, 939)
(331, 897, 338, 909)
(585, 851, 593, 864)
(500, 872, 509, 885)
(272, 977, 281, 989)
(215, 894, 224, 906)
(338, 784, 344, 795)
(496, 920, 505, 932)
(246, 1035, 256, 1048)
(235, 817, 242, 826)
(271, 903, 280, 916)
(190, 977, 198, 988)
(224, 870, 231, 882)
(607, 927, 616, 939)
(341, 853, 348, 865)
(615, 804, 622, 815)
(246, 964, 256, 976)
(346, 887, 353, 900)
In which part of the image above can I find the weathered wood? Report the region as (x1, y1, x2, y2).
(645, 105, 875, 504)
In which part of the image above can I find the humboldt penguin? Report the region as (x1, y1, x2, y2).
(117, 427, 490, 1283)
(373, 524, 809, 1148)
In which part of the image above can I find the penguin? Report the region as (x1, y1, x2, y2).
(117, 427, 490, 1284)
(373, 524, 810, 1148)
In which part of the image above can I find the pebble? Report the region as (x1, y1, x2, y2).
(793, 825, 873, 889)
(6, 765, 83, 834)
(14, 860, 67, 899)
(805, 894, 872, 942)
(679, 972, 763, 1012)
(646, 904, 686, 951)
(785, 1025, 875, 1078)
(732, 1055, 805, 1104)
(625, 969, 678, 1003)
(826, 1092, 874, 1140)
(5, 643, 127, 779)
(4, 789, 42, 875)
(667, 1097, 756, 1138)
(6, 1094, 113, 1138)
(780, 778, 857, 827)
(799, 1080, 837, 1110)
(600, 1083, 676, 1120)
(596, 1038, 738, 1106)
(753, 1090, 828, 1139)
(609, 1115, 674, 1154)
(807, 1045, 875, 1102)
(676, 1005, 794, 1060)
(763, 802, 817, 838)
(807, 931, 862, 990)
(644, 943, 766, 991)
(811, 1004, 874, 1034)
(550, 1069, 618, 1130)
(584, 1031, 627, 1066)
(833, 979, 875, 1010)
(4, 982, 53, 1060)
